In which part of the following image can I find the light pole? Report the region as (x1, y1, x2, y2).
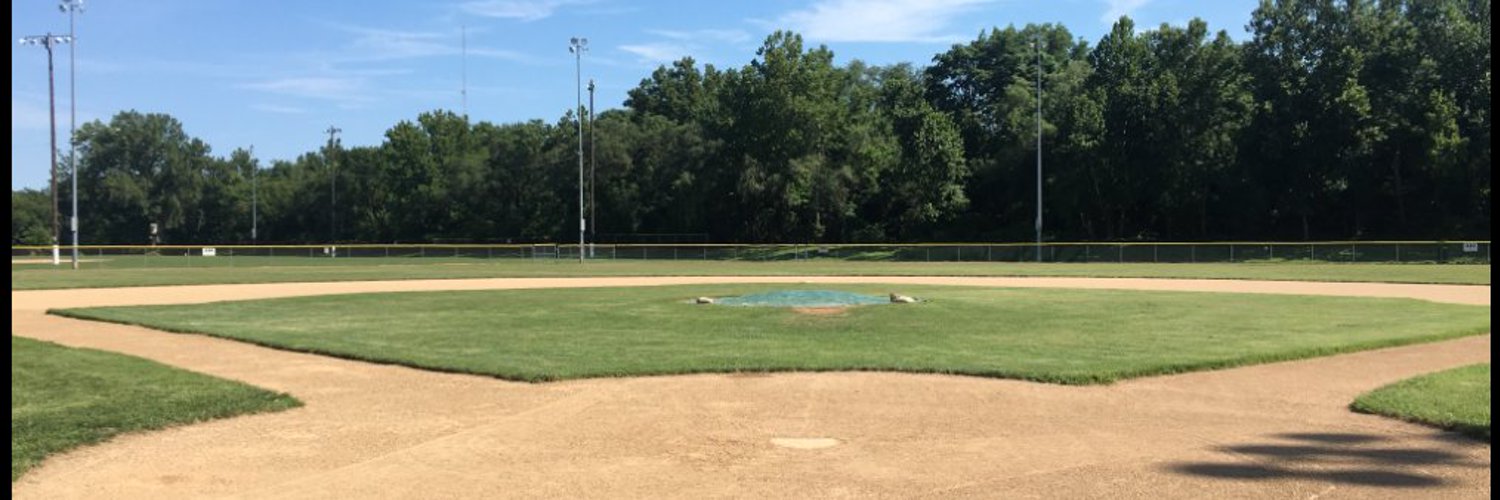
(325, 126, 341, 250)
(588, 78, 596, 258)
(569, 37, 587, 262)
(1034, 34, 1044, 262)
(20, 33, 72, 266)
(61, 0, 84, 269)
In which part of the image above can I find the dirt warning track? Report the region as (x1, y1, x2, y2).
(11, 277, 1492, 499)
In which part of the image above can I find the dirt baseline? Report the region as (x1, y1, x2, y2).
(10, 276, 1492, 499)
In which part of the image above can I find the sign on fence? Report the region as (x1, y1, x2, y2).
(202, 247, 217, 257)
(1463, 242, 1479, 253)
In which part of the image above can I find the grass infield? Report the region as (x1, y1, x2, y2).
(52, 284, 1490, 385)
(11, 260, 1492, 290)
(9, 337, 300, 481)
(1352, 364, 1491, 441)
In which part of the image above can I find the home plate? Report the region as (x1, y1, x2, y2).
(771, 437, 841, 449)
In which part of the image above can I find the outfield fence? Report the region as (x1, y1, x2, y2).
(11, 241, 1490, 269)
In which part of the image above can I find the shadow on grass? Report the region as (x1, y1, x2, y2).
(1166, 432, 1488, 489)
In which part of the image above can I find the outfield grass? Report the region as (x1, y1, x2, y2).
(12, 259, 1491, 290)
(1352, 364, 1491, 441)
(10, 337, 300, 481)
(53, 284, 1490, 385)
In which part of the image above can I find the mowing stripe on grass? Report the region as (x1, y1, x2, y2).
(51, 284, 1491, 385)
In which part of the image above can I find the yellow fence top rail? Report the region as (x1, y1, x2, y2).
(12, 241, 1491, 252)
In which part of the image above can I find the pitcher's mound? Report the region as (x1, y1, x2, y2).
(790, 307, 848, 316)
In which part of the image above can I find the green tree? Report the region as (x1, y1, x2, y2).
(11, 189, 52, 245)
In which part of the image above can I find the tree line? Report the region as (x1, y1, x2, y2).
(11, 1, 1491, 245)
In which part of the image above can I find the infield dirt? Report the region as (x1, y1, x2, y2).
(10, 276, 1491, 499)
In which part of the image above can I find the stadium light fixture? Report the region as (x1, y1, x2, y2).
(19, 33, 73, 266)
(569, 37, 588, 262)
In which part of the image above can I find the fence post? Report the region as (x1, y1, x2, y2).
(1119, 244, 1124, 263)
(1191, 246, 1196, 263)
(1229, 244, 1235, 263)
(1350, 244, 1355, 263)
(1154, 245, 1158, 263)
(1309, 245, 1314, 261)
(1394, 244, 1399, 263)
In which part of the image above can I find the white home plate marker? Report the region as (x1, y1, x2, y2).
(771, 437, 841, 450)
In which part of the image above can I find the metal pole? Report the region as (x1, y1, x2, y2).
(569, 37, 588, 263)
(251, 146, 258, 243)
(1034, 34, 1043, 262)
(589, 78, 596, 258)
(63, 1, 84, 269)
(49, 40, 59, 266)
(326, 126, 341, 248)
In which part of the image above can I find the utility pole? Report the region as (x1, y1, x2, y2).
(326, 126, 341, 248)
(20, 33, 72, 266)
(569, 37, 587, 262)
(61, 0, 84, 269)
(1035, 34, 1044, 262)
(588, 78, 596, 258)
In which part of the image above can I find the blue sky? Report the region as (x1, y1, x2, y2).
(11, 0, 1258, 189)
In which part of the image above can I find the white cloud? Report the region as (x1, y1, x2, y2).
(646, 29, 751, 45)
(347, 27, 453, 59)
(326, 23, 547, 65)
(619, 43, 692, 64)
(469, 48, 546, 64)
(1101, 0, 1151, 24)
(769, 0, 991, 43)
(240, 77, 371, 102)
(252, 104, 307, 114)
(458, 0, 591, 21)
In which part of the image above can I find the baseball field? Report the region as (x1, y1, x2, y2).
(8, 260, 1492, 498)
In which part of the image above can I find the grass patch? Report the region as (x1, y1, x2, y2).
(10, 336, 300, 481)
(1352, 364, 1491, 441)
(51, 284, 1490, 385)
(11, 260, 1491, 290)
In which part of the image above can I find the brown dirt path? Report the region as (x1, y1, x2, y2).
(10, 277, 1492, 499)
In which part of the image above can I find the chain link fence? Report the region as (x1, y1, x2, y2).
(11, 241, 1490, 269)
